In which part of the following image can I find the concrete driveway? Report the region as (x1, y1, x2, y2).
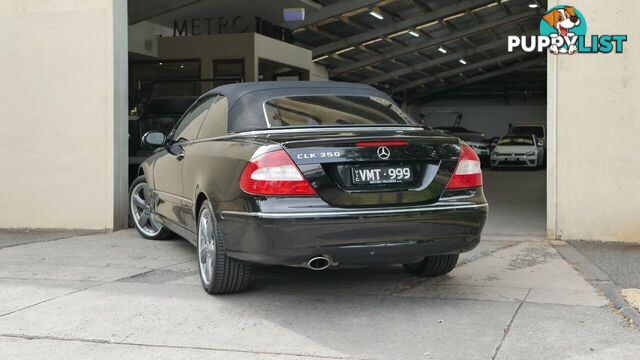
(0, 230, 638, 359)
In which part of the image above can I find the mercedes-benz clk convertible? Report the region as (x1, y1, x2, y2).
(130, 82, 488, 294)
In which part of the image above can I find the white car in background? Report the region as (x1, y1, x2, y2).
(491, 134, 544, 169)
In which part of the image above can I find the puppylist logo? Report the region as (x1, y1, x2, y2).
(508, 5, 627, 55)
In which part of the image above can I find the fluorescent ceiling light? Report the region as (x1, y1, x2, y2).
(369, 11, 384, 20)
(438, 46, 447, 54)
(472, 2, 498, 12)
(389, 30, 409, 37)
(416, 21, 438, 29)
(283, 8, 305, 22)
(409, 31, 420, 37)
(335, 46, 355, 55)
(313, 55, 329, 62)
(443, 13, 465, 22)
(459, 58, 468, 65)
(362, 38, 383, 46)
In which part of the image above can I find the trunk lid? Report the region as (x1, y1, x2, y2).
(251, 128, 462, 207)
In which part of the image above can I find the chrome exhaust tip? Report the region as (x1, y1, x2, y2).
(307, 256, 330, 271)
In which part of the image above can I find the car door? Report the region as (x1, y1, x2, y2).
(181, 95, 229, 231)
(153, 95, 217, 227)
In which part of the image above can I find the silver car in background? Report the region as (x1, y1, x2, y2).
(491, 134, 544, 169)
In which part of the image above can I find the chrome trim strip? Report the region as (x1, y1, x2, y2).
(154, 190, 192, 203)
(220, 203, 488, 219)
(231, 126, 423, 137)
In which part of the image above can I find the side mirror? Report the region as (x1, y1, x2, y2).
(142, 131, 166, 147)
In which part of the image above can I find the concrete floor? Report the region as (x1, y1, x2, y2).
(2, 170, 639, 359)
(569, 241, 640, 289)
(482, 168, 546, 237)
(1, 230, 639, 359)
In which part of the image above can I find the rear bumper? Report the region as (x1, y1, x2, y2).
(218, 202, 487, 267)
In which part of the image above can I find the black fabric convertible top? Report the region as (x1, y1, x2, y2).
(202, 81, 396, 133)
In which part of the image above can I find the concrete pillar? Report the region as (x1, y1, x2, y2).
(547, 0, 640, 242)
(0, 0, 128, 230)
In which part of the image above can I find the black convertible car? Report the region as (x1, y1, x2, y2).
(131, 82, 487, 294)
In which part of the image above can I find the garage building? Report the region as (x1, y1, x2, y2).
(0, 0, 638, 243)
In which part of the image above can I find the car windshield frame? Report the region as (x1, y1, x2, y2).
(262, 95, 417, 129)
(497, 136, 535, 146)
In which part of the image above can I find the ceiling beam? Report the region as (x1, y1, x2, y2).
(312, 0, 499, 57)
(394, 52, 540, 93)
(363, 33, 535, 85)
(128, 0, 205, 25)
(407, 58, 546, 102)
(330, 10, 539, 75)
(282, 0, 381, 30)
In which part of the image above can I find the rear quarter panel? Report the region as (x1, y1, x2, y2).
(182, 139, 262, 231)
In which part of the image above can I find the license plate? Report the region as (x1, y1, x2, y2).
(351, 166, 413, 185)
(506, 157, 518, 162)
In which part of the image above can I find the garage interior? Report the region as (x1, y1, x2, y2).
(127, 0, 548, 237)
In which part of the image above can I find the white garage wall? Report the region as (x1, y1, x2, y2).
(408, 99, 546, 138)
(0, 0, 127, 230)
(548, 0, 640, 243)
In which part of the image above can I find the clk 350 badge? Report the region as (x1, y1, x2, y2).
(296, 151, 342, 160)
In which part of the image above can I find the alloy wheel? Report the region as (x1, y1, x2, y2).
(198, 208, 216, 285)
(130, 182, 162, 237)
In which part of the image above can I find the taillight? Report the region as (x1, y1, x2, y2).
(445, 144, 483, 190)
(239, 149, 316, 196)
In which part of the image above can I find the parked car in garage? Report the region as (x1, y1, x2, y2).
(508, 123, 546, 166)
(491, 134, 544, 169)
(130, 82, 488, 294)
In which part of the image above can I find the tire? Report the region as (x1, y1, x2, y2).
(403, 254, 459, 277)
(197, 199, 252, 294)
(129, 175, 173, 240)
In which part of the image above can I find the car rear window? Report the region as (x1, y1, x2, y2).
(264, 95, 415, 128)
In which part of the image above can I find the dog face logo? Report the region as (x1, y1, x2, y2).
(542, 6, 580, 37)
(540, 5, 587, 55)
(509, 5, 626, 55)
